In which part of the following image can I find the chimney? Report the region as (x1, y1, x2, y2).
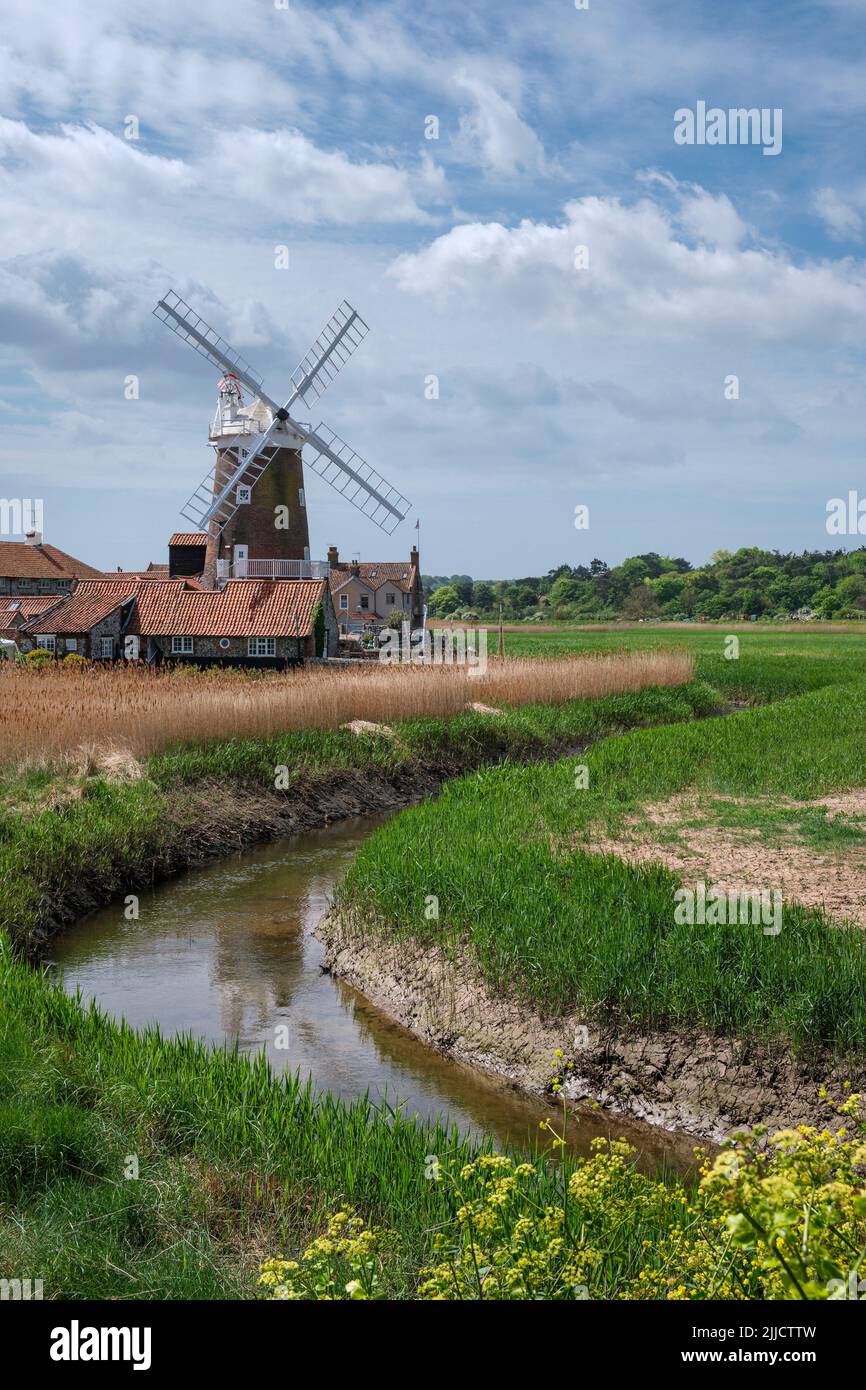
(350, 559, 360, 577)
(327, 545, 339, 567)
(25, 530, 43, 547)
(410, 544, 419, 570)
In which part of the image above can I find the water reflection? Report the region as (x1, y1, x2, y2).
(48, 815, 698, 1173)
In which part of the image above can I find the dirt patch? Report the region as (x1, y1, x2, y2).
(587, 791, 866, 927)
(319, 909, 866, 1144)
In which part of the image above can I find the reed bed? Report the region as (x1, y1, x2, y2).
(0, 650, 692, 767)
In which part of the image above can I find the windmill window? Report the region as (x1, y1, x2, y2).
(237, 485, 251, 505)
(248, 637, 276, 657)
(171, 636, 194, 654)
(299, 488, 305, 508)
(339, 594, 348, 610)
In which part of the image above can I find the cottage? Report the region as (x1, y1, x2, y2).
(327, 544, 424, 636)
(0, 533, 101, 597)
(131, 577, 338, 666)
(0, 595, 63, 645)
(21, 587, 136, 659)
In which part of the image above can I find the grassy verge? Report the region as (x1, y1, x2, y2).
(1, 679, 720, 953)
(336, 674, 866, 1054)
(4, 940, 863, 1301)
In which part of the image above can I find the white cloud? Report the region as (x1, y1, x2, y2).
(216, 128, 436, 225)
(390, 186, 866, 344)
(451, 70, 548, 176)
(813, 187, 863, 240)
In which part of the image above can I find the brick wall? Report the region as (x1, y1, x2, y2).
(204, 446, 311, 581)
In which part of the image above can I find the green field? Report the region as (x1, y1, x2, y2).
(3, 624, 866, 1299)
(338, 630, 866, 1051)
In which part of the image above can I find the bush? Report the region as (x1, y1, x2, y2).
(63, 652, 87, 667)
(260, 1090, 866, 1301)
(23, 647, 54, 666)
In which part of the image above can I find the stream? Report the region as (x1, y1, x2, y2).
(48, 813, 697, 1173)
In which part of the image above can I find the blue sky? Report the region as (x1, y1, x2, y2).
(0, 0, 864, 576)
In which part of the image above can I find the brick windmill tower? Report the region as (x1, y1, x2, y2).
(153, 291, 411, 585)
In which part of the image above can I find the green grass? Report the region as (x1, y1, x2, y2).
(337, 673, 866, 1053)
(0, 939, 706, 1300)
(4, 628, 866, 1298)
(0, 680, 720, 953)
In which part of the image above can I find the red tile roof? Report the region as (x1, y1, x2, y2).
(329, 562, 417, 594)
(86, 577, 201, 593)
(22, 589, 134, 635)
(131, 578, 326, 638)
(0, 541, 102, 581)
(168, 533, 208, 547)
(0, 595, 63, 617)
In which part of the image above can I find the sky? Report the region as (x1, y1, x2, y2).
(0, 0, 864, 577)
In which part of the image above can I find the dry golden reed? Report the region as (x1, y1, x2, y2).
(0, 651, 692, 768)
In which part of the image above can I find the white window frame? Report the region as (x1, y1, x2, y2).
(171, 635, 194, 654)
(339, 593, 348, 610)
(236, 485, 251, 505)
(65, 638, 77, 653)
(36, 634, 55, 652)
(100, 636, 114, 660)
(298, 488, 305, 508)
(248, 636, 276, 657)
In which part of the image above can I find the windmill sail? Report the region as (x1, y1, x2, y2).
(181, 418, 283, 533)
(302, 423, 410, 535)
(286, 302, 369, 410)
(153, 289, 412, 538)
(153, 291, 278, 411)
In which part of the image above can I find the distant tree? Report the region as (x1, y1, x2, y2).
(426, 584, 462, 617)
(621, 583, 660, 619)
(450, 576, 474, 606)
(472, 581, 495, 610)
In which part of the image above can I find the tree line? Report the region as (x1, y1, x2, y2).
(423, 547, 866, 622)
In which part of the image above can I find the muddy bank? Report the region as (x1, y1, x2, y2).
(319, 908, 866, 1144)
(25, 713, 623, 955)
(25, 762, 453, 955)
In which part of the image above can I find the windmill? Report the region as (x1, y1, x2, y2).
(152, 291, 411, 583)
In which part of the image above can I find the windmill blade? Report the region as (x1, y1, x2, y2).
(153, 290, 279, 412)
(181, 418, 283, 533)
(300, 421, 410, 535)
(286, 302, 369, 411)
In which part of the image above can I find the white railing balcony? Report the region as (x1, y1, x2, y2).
(217, 558, 330, 581)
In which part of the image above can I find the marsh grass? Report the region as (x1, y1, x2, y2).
(338, 676, 866, 1052)
(0, 650, 692, 769)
